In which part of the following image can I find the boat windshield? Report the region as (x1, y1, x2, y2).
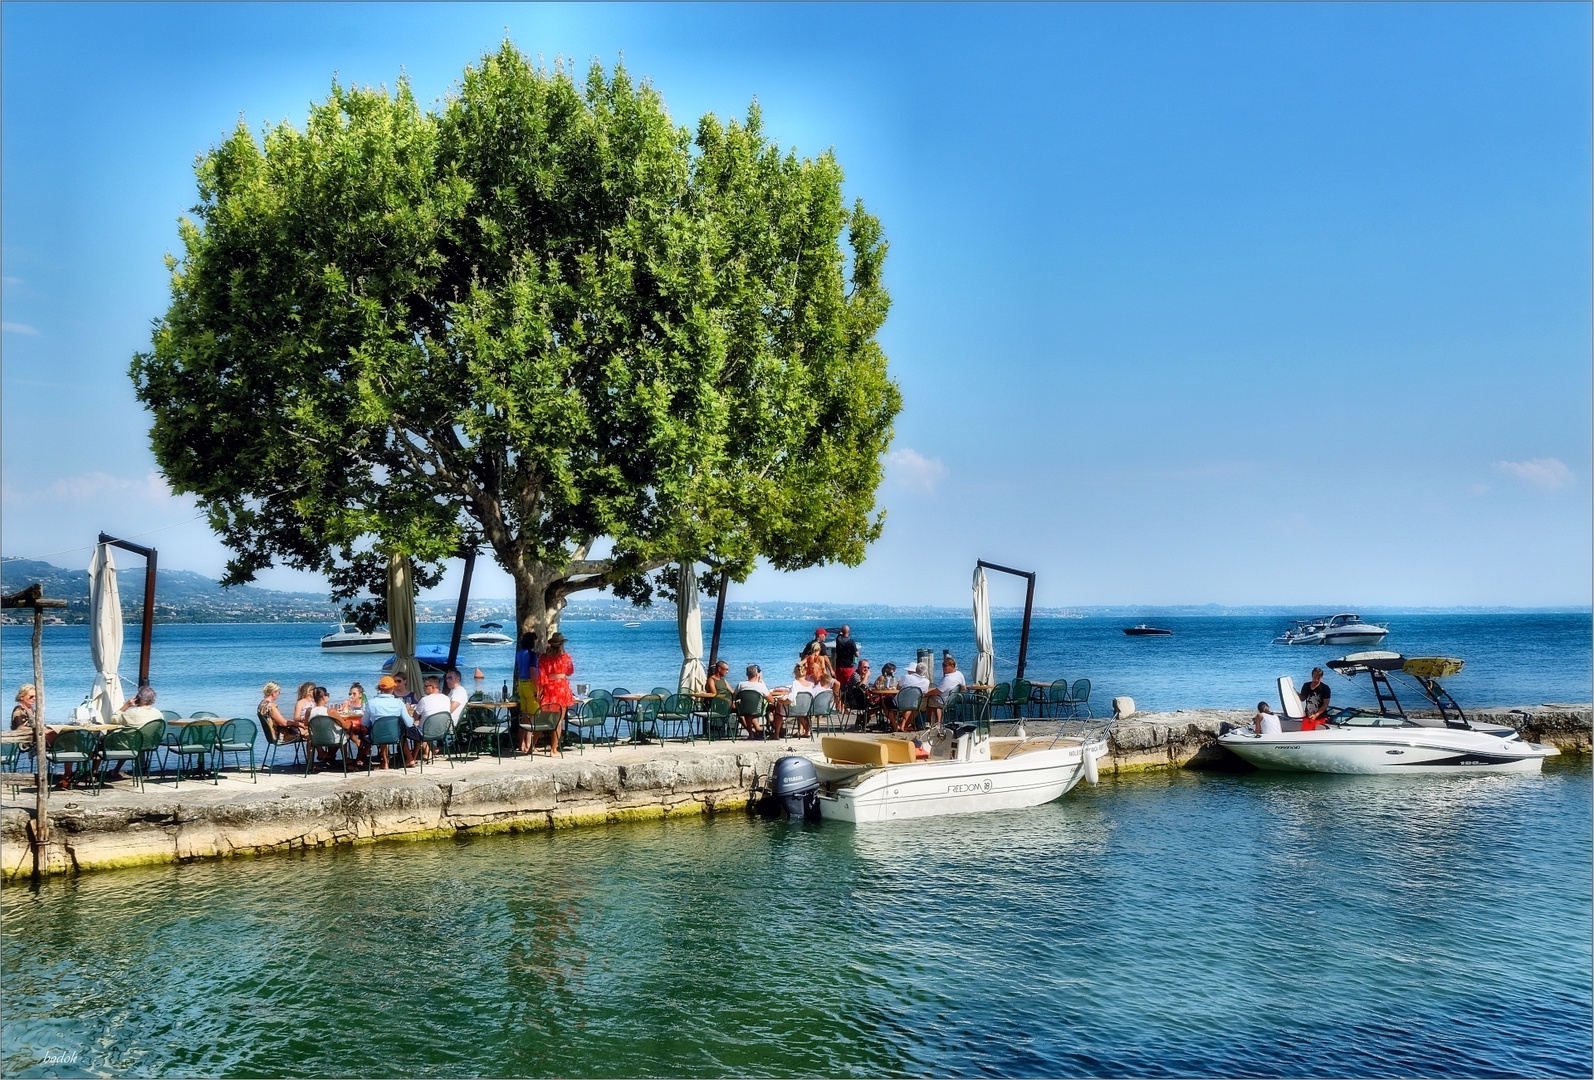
(1332, 711, 1417, 729)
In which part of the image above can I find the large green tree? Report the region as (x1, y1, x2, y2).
(132, 44, 900, 637)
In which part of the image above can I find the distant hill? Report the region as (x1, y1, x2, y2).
(0, 557, 338, 625)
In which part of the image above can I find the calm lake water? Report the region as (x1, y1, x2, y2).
(3, 761, 1589, 1078)
(3, 613, 1590, 721)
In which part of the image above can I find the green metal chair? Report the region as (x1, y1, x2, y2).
(214, 717, 258, 782)
(1069, 679, 1093, 718)
(734, 689, 768, 740)
(306, 715, 349, 776)
(48, 728, 100, 794)
(169, 721, 220, 787)
(608, 688, 635, 727)
(134, 718, 167, 780)
(628, 697, 662, 744)
(985, 683, 1010, 722)
(189, 711, 219, 719)
(1047, 681, 1071, 718)
(520, 710, 561, 755)
(567, 697, 612, 753)
(259, 714, 304, 773)
(416, 712, 452, 772)
(890, 687, 921, 731)
(1010, 679, 1034, 719)
(160, 709, 182, 723)
(447, 710, 478, 762)
(808, 690, 836, 737)
(98, 726, 146, 791)
(467, 706, 511, 762)
(365, 715, 407, 773)
(699, 694, 735, 742)
(783, 692, 815, 739)
(658, 694, 696, 744)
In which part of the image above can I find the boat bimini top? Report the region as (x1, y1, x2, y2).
(1323, 651, 1478, 731)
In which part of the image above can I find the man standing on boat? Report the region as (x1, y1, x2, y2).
(1300, 667, 1332, 729)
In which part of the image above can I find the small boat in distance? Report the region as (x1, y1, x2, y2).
(1123, 624, 1173, 636)
(466, 622, 514, 646)
(320, 623, 393, 653)
(1272, 613, 1389, 646)
(623, 621, 641, 628)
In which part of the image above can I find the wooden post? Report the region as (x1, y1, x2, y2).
(447, 548, 476, 669)
(3, 583, 67, 863)
(707, 568, 729, 670)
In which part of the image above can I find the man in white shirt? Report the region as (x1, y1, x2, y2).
(734, 664, 773, 739)
(927, 655, 967, 725)
(444, 668, 470, 722)
(898, 662, 931, 693)
(412, 675, 453, 761)
(1255, 701, 1282, 735)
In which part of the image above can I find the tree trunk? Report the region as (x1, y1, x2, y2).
(513, 567, 567, 645)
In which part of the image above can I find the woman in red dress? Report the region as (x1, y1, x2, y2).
(534, 632, 575, 756)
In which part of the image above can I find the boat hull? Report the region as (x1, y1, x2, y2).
(1219, 729, 1556, 775)
(815, 741, 1100, 823)
(466, 634, 513, 646)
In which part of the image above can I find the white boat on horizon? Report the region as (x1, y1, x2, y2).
(1219, 652, 1558, 775)
(319, 623, 392, 653)
(773, 721, 1110, 824)
(1272, 613, 1389, 646)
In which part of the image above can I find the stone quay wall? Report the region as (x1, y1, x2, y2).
(2, 705, 1586, 880)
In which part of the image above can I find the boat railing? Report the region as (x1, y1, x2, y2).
(994, 716, 1113, 753)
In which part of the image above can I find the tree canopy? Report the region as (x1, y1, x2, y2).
(132, 43, 900, 636)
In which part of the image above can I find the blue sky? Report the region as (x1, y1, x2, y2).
(3, 3, 1589, 609)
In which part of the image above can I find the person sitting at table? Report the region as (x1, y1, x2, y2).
(103, 686, 163, 781)
(926, 655, 967, 726)
(531, 632, 575, 756)
(734, 664, 774, 739)
(412, 675, 453, 762)
(894, 662, 932, 731)
(391, 672, 418, 709)
(363, 675, 410, 770)
(443, 668, 469, 723)
(258, 682, 307, 744)
(288, 680, 317, 730)
(705, 660, 733, 699)
(11, 684, 36, 731)
(872, 662, 900, 729)
(844, 659, 873, 725)
(326, 682, 369, 764)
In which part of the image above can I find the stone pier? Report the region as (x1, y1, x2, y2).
(3, 705, 1586, 880)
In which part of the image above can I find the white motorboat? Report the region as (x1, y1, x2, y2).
(772, 721, 1110, 824)
(1272, 613, 1389, 646)
(1219, 652, 1558, 775)
(466, 622, 514, 646)
(319, 623, 392, 653)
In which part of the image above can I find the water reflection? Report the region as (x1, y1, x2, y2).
(3, 762, 1589, 1078)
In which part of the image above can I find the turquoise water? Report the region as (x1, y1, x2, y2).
(3, 760, 1589, 1078)
(3, 613, 1589, 722)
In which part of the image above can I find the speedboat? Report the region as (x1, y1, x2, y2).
(466, 622, 514, 646)
(1219, 652, 1558, 774)
(772, 720, 1110, 824)
(1272, 613, 1389, 646)
(1123, 624, 1173, 636)
(319, 623, 392, 653)
(381, 645, 453, 673)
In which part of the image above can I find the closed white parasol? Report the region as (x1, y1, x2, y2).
(386, 553, 424, 694)
(972, 564, 995, 686)
(87, 543, 125, 722)
(677, 561, 706, 693)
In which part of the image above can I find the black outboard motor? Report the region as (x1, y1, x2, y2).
(771, 756, 822, 822)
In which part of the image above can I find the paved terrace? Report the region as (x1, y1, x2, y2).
(3, 705, 1586, 879)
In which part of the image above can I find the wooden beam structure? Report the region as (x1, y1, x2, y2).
(97, 533, 157, 687)
(3, 583, 68, 863)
